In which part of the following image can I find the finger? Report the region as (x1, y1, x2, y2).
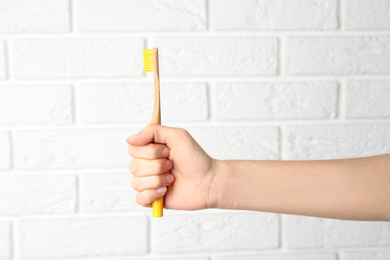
(131, 173, 174, 192)
(126, 124, 190, 146)
(128, 143, 170, 159)
(135, 187, 167, 207)
(129, 158, 173, 177)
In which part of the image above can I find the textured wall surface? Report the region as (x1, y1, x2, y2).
(0, 0, 390, 259)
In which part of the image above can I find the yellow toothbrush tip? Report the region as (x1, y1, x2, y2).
(143, 49, 154, 72)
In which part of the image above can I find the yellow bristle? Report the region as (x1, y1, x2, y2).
(143, 49, 154, 72)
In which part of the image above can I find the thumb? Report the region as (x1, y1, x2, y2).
(126, 124, 180, 146)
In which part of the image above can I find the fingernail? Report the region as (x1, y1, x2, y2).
(166, 174, 174, 183)
(156, 187, 166, 194)
(166, 160, 172, 169)
(126, 134, 138, 142)
(162, 147, 170, 157)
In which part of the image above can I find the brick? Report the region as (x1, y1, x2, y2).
(286, 124, 390, 160)
(0, 0, 69, 33)
(0, 176, 76, 215)
(345, 0, 390, 30)
(346, 80, 390, 118)
(0, 85, 72, 125)
(78, 83, 208, 124)
(212, 0, 338, 30)
(78, 0, 206, 31)
(188, 126, 279, 160)
(285, 36, 390, 75)
(214, 82, 337, 120)
(19, 217, 148, 258)
(14, 129, 135, 170)
(284, 215, 390, 248)
(13, 39, 143, 79)
(0, 132, 10, 170)
(341, 251, 390, 260)
(153, 37, 278, 76)
(81, 173, 141, 213)
(0, 222, 11, 260)
(152, 213, 278, 253)
(0, 41, 5, 79)
(216, 253, 336, 260)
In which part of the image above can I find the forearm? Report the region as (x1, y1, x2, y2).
(213, 155, 390, 221)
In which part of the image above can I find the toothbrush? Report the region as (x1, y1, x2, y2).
(143, 48, 163, 217)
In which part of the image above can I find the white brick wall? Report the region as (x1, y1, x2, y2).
(80, 173, 141, 212)
(213, 82, 337, 120)
(0, 222, 11, 260)
(0, 85, 72, 125)
(212, 0, 338, 30)
(341, 251, 390, 260)
(0, 132, 10, 170)
(19, 217, 148, 259)
(216, 253, 336, 260)
(0, 0, 69, 33)
(285, 36, 390, 75)
(284, 215, 390, 248)
(152, 213, 279, 253)
(78, 83, 208, 123)
(0, 41, 6, 79)
(0, 176, 76, 215)
(188, 127, 279, 160)
(346, 80, 390, 118)
(1, 0, 390, 259)
(345, 0, 390, 30)
(14, 39, 143, 79)
(286, 124, 390, 160)
(14, 130, 132, 169)
(78, 0, 207, 31)
(154, 37, 278, 76)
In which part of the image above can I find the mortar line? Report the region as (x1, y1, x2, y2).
(279, 124, 285, 161)
(2, 75, 390, 86)
(338, 0, 345, 30)
(68, 0, 73, 33)
(70, 84, 77, 126)
(8, 130, 15, 171)
(11, 220, 18, 260)
(337, 78, 347, 120)
(206, 0, 212, 32)
(207, 81, 215, 122)
(2, 31, 390, 38)
(75, 174, 81, 214)
(2, 117, 390, 132)
(277, 36, 285, 77)
(70, 0, 77, 33)
(3, 39, 10, 80)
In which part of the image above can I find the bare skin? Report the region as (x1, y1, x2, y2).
(127, 124, 390, 221)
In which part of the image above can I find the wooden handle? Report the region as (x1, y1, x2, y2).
(151, 48, 163, 217)
(151, 48, 160, 125)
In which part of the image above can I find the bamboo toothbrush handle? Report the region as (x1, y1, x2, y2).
(151, 48, 163, 217)
(151, 48, 160, 124)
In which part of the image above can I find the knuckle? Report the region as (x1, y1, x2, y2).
(153, 175, 164, 188)
(131, 177, 138, 191)
(147, 191, 156, 204)
(154, 146, 162, 158)
(135, 193, 147, 207)
(129, 159, 137, 175)
(177, 128, 190, 139)
(146, 123, 156, 132)
(156, 159, 166, 172)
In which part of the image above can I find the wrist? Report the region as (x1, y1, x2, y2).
(207, 159, 234, 210)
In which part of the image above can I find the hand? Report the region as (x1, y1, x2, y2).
(126, 124, 218, 210)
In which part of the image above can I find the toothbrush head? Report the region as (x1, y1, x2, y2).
(143, 49, 154, 72)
